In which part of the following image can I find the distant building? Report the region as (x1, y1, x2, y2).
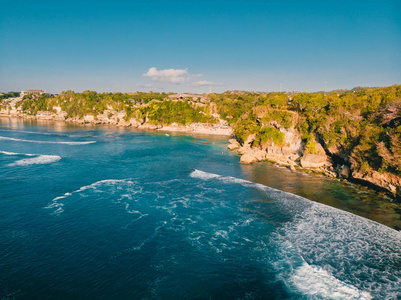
(21, 90, 45, 97)
(168, 93, 207, 103)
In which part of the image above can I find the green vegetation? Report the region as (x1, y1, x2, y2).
(19, 93, 53, 115)
(10, 85, 401, 177)
(253, 126, 285, 148)
(0, 91, 20, 100)
(16, 90, 216, 125)
(212, 86, 401, 176)
(141, 100, 215, 125)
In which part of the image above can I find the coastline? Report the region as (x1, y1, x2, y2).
(156, 123, 232, 136)
(1, 112, 400, 203)
(1, 114, 401, 230)
(0, 112, 232, 136)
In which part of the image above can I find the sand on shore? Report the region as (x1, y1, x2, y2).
(157, 123, 232, 136)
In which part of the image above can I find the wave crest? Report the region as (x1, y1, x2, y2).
(191, 169, 401, 299)
(9, 155, 61, 166)
(1, 151, 61, 166)
(0, 136, 95, 145)
(45, 179, 135, 215)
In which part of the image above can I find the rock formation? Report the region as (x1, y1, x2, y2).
(228, 124, 401, 200)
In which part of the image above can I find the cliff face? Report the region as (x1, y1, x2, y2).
(352, 170, 401, 197)
(0, 107, 232, 136)
(229, 125, 401, 200)
(229, 126, 330, 168)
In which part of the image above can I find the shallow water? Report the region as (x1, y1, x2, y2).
(1, 118, 401, 299)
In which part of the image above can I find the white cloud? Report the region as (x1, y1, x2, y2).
(191, 80, 216, 87)
(143, 67, 190, 84)
(143, 67, 217, 88)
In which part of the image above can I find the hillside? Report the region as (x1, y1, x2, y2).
(1, 85, 401, 199)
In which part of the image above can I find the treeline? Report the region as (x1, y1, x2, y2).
(0, 92, 20, 100)
(13, 85, 401, 176)
(17, 90, 216, 125)
(137, 100, 216, 125)
(212, 85, 401, 176)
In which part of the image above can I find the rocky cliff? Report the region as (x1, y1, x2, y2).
(0, 107, 232, 136)
(228, 126, 401, 200)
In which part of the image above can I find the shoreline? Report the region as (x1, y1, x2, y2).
(1, 113, 400, 203)
(1, 114, 401, 230)
(0, 113, 233, 137)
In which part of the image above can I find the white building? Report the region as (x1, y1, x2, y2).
(21, 90, 45, 97)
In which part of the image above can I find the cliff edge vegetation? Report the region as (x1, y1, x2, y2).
(218, 85, 401, 200)
(1, 85, 401, 199)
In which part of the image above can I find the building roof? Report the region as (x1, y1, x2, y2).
(25, 89, 44, 93)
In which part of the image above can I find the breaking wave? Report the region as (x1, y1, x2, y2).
(39, 169, 401, 298)
(0, 136, 95, 145)
(190, 169, 401, 299)
(0, 151, 35, 156)
(287, 263, 372, 299)
(0, 128, 87, 137)
(1, 151, 61, 166)
(45, 179, 136, 215)
(9, 155, 61, 166)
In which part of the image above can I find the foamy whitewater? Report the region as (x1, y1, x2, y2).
(1, 151, 61, 166)
(0, 135, 96, 145)
(1, 120, 400, 299)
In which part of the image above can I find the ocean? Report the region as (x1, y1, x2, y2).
(1, 118, 400, 299)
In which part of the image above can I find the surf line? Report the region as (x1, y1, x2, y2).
(0, 136, 96, 145)
(45, 179, 135, 215)
(1, 151, 61, 166)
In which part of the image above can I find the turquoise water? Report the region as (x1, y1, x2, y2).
(1, 119, 401, 299)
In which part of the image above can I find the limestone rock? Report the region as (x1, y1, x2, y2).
(240, 149, 266, 164)
(337, 165, 351, 178)
(227, 139, 240, 150)
(129, 118, 142, 128)
(300, 154, 327, 168)
(237, 134, 256, 155)
(352, 169, 401, 197)
(117, 119, 131, 127)
(300, 141, 331, 169)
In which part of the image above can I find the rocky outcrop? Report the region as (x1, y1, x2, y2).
(240, 149, 267, 164)
(300, 153, 329, 168)
(227, 139, 240, 150)
(300, 142, 332, 169)
(129, 118, 142, 127)
(352, 169, 401, 198)
(228, 126, 401, 199)
(234, 128, 307, 166)
(337, 165, 351, 179)
(0, 108, 230, 136)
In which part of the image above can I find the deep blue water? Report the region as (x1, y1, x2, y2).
(1, 119, 401, 299)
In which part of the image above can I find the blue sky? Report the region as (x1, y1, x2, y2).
(0, 0, 400, 93)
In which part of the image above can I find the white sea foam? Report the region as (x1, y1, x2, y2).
(281, 201, 401, 299)
(0, 136, 95, 145)
(289, 263, 372, 299)
(112, 221, 168, 259)
(45, 179, 135, 215)
(191, 169, 401, 299)
(9, 155, 61, 166)
(1, 150, 61, 166)
(190, 169, 220, 180)
(0, 150, 35, 156)
(191, 170, 280, 196)
(0, 128, 86, 137)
